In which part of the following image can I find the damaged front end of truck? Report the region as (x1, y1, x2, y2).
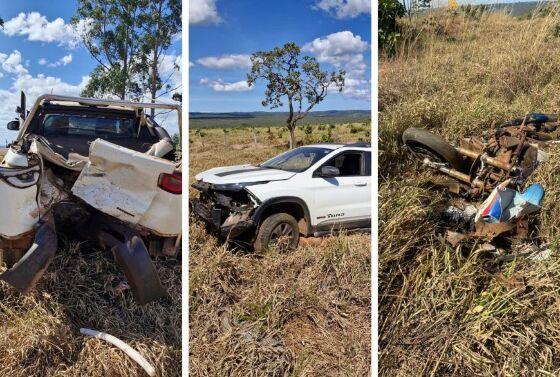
(0, 94, 182, 305)
(191, 181, 259, 240)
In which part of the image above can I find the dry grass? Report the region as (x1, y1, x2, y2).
(188, 123, 371, 376)
(380, 7, 560, 376)
(0, 240, 181, 376)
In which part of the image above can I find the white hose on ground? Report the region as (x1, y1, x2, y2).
(80, 328, 156, 376)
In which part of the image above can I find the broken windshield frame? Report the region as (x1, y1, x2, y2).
(259, 146, 333, 173)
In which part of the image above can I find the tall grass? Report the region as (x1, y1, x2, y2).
(189, 124, 371, 376)
(380, 7, 560, 375)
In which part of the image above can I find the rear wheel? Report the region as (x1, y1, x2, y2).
(402, 128, 463, 170)
(254, 213, 300, 253)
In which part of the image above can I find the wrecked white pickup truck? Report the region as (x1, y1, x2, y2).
(0, 93, 181, 305)
(192, 143, 371, 252)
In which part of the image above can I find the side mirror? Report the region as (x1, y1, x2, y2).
(320, 166, 340, 178)
(7, 120, 19, 131)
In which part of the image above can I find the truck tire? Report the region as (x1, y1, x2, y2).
(402, 128, 463, 170)
(254, 213, 300, 253)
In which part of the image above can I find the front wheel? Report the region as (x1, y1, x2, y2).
(402, 127, 463, 170)
(254, 213, 300, 253)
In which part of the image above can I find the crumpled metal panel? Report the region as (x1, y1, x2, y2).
(71, 139, 175, 225)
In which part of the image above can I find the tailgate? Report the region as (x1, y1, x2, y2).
(71, 139, 175, 225)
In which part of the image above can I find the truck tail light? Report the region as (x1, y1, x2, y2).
(158, 172, 182, 194)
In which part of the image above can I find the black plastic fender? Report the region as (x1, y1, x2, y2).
(0, 217, 57, 293)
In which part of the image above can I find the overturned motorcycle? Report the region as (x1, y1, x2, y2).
(0, 94, 182, 305)
(402, 113, 558, 196)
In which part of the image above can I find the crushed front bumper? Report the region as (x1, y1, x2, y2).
(191, 198, 254, 238)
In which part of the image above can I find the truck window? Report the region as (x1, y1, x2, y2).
(43, 114, 136, 138)
(320, 151, 364, 177)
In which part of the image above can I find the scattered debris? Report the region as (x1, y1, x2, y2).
(405, 114, 559, 260)
(80, 328, 156, 376)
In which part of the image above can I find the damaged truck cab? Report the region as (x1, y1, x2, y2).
(0, 93, 181, 305)
(192, 142, 371, 252)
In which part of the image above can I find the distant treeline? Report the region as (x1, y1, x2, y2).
(189, 110, 371, 129)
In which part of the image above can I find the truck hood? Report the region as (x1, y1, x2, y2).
(194, 164, 295, 185)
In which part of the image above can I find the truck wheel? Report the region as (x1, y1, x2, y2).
(0, 249, 24, 268)
(254, 213, 300, 253)
(402, 127, 463, 170)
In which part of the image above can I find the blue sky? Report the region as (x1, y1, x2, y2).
(0, 1, 181, 144)
(189, 0, 371, 112)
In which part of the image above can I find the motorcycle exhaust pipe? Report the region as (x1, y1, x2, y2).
(456, 147, 512, 171)
(423, 158, 485, 190)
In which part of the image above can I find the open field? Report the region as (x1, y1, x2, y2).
(189, 123, 371, 376)
(189, 110, 370, 129)
(0, 242, 181, 376)
(380, 7, 560, 375)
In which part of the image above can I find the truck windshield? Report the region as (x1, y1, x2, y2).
(260, 147, 332, 172)
(43, 114, 136, 138)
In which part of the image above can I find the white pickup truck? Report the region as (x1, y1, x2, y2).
(0, 93, 181, 304)
(192, 142, 371, 251)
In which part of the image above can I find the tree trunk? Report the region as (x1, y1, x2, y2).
(288, 126, 296, 149)
(150, 1, 163, 118)
(150, 46, 158, 118)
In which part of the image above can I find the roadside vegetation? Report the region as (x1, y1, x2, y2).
(0, 242, 181, 376)
(380, 5, 560, 375)
(189, 123, 371, 376)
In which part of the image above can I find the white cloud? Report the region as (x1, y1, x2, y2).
(0, 50, 28, 76)
(61, 54, 73, 65)
(314, 0, 370, 18)
(190, 0, 221, 25)
(2, 12, 85, 48)
(303, 31, 368, 63)
(189, 61, 195, 68)
(200, 78, 252, 92)
(303, 31, 370, 101)
(197, 54, 251, 70)
(44, 54, 73, 68)
(0, 74, 91, 145)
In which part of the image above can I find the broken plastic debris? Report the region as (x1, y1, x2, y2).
(443, 205, 477, 226)
(80, 328, 155, 376)
(476, 182, 544, 224)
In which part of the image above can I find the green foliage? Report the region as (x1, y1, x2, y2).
(172, 133, 181, 151)
(321, 127, 334, 143)
(74, 0, 181, 101)
(304, 125, 313, 144)
(350, 125, 360, 134)
(172, 92, 182, 102)
(379, 0, 405, 55)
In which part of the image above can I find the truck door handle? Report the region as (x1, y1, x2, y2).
(354, 182, 367, 187)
